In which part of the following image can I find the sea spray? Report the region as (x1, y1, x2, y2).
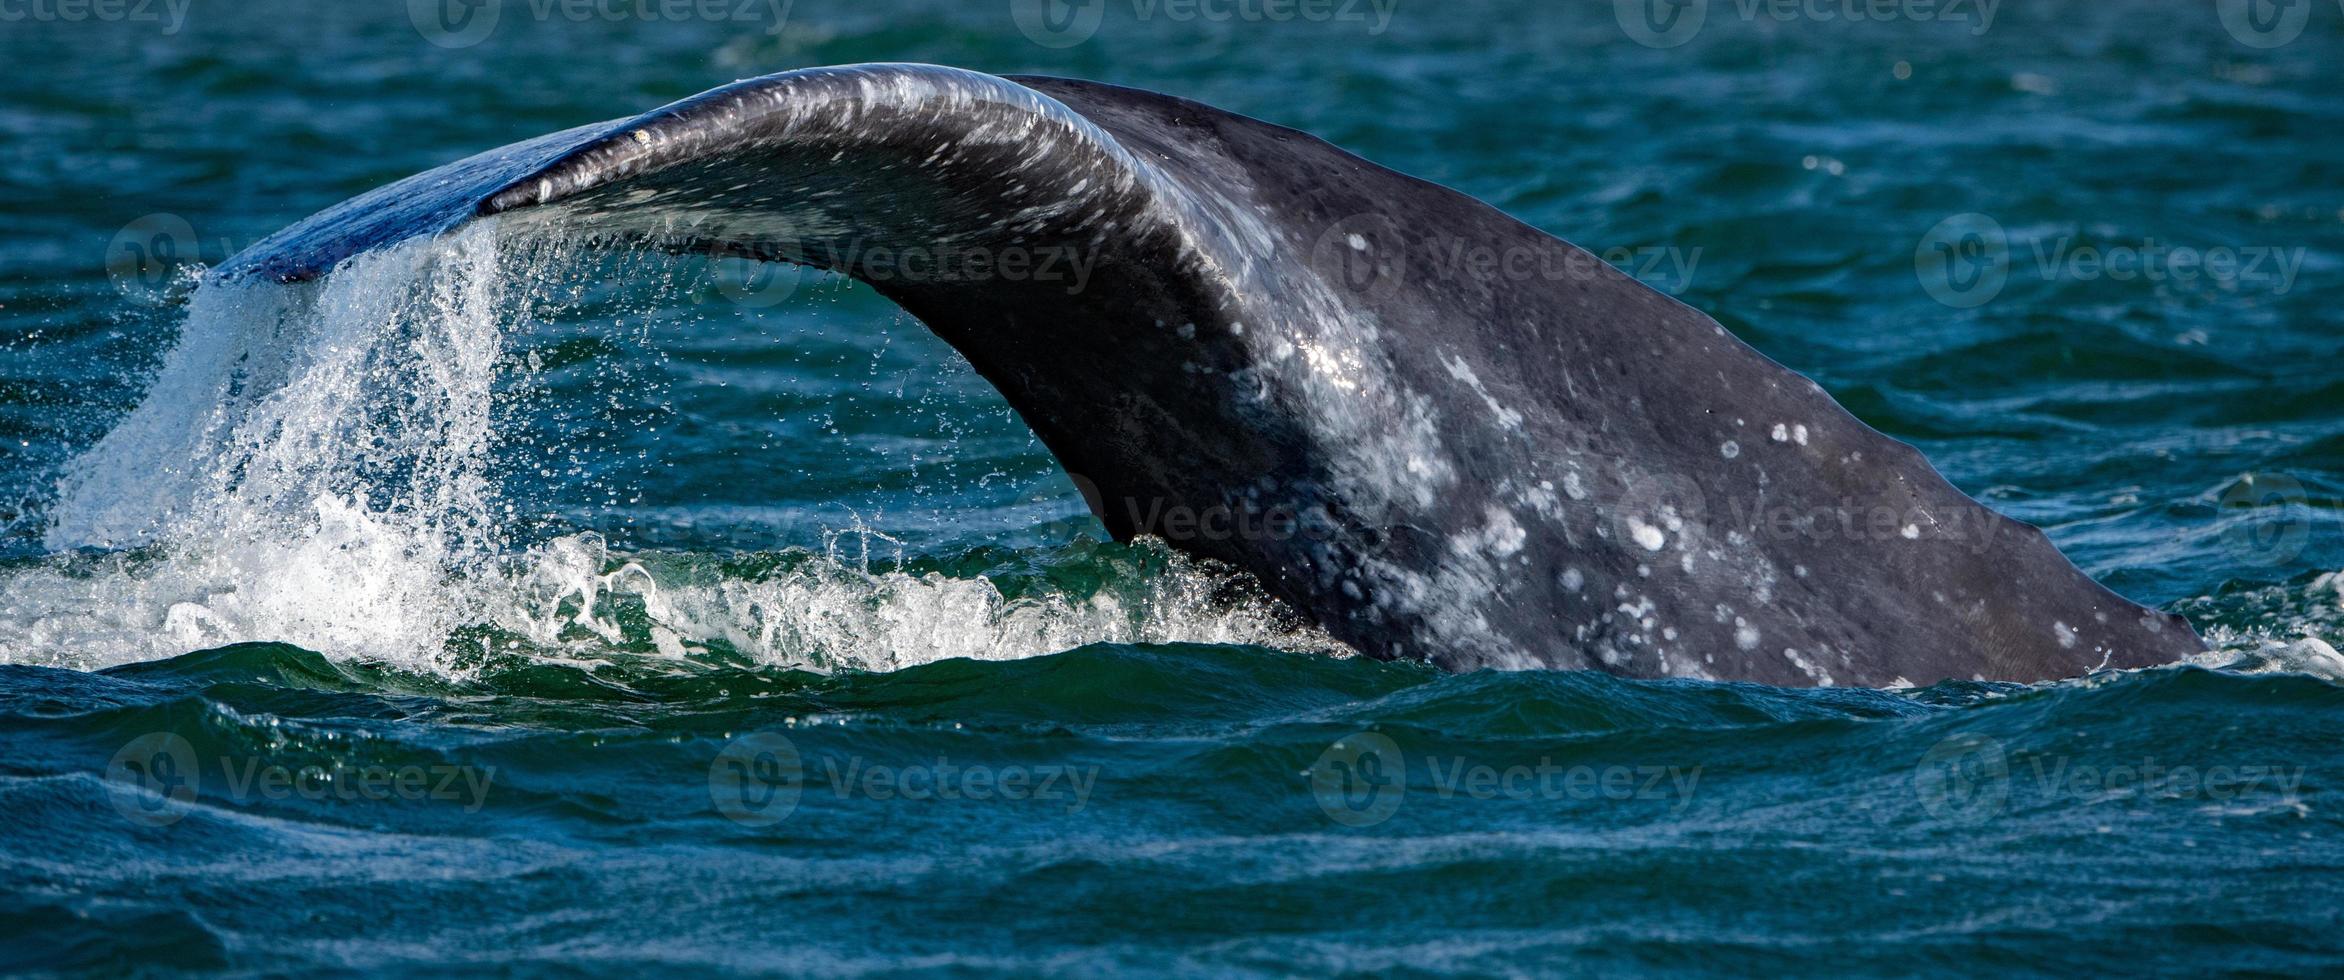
(3, 227, 1339, 672)
(27, 227, 518, 669)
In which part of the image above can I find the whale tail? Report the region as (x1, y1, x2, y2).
(212, 63, 2202, 686)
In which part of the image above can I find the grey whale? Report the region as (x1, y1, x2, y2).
(219, 63, 2203, 686)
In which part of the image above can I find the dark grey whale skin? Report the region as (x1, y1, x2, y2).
(218, 63, 2202, 686)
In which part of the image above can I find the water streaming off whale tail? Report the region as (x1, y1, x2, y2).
(7, 225, 1338, 674)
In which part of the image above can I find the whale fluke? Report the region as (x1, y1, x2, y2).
(217, 63, 2202, 686)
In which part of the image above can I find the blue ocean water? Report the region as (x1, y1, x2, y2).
(2, 1, 2341, 973)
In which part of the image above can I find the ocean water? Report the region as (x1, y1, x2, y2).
(2, 1, 2342, 974)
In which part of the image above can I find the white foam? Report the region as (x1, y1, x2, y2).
(16, 229, 515, 670)
(540, 534, 1338, 672)
(4, 227, 1336, 674)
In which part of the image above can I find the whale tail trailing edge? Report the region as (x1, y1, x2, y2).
(213, 63, 2202, 686)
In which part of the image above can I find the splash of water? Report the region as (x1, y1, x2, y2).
(3, 227, 1337, 673)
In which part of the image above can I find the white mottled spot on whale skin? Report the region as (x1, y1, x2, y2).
(1561, 471, 1588, 501)
(1440, 354, 1525, 431)
(1561, 567, 1584, 592)
(1793, 424, 1809, 446)
(1900, 524, 1920, 539)
(1346, 233, 1368, 251)
(1784, 647, 1833, 686)
(1629, 518, 1666, 552)
(1771, 423, 1789, 443)
(2055, 622, 2077, 649)
(1519, 481, 1562, 518)
(1720, 440, 1740, 459)
(1484, 507, 1526, 558)
(1734, 621, 1761, 650)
